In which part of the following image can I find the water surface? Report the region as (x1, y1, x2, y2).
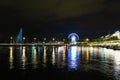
(0, 45, 120, 80)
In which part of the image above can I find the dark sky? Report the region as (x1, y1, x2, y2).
(0, 0, 120, 39)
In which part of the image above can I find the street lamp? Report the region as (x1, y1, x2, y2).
(43, 37, 46, 43)
(52, 38, 55, 41)
(23, 37, 26, 43)
(34, 37, 37, 43)
(10, 36, 13, 43)
(85, 38, 90, 43)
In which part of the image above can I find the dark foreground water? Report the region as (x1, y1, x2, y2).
(0, 45, 120, 80)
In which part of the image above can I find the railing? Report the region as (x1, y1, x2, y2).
(0, 43, 66, 46)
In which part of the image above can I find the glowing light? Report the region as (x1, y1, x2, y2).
(21, 46, 26, 70)
(86, 47, 89, 63)
(85, 38, 90, 42)
(34, 47, 37, 62)
(114, 50, 120, 80)
(84, 47, 90, 71)
(58, 46, 66, 54)
(71, 36, 76, 42)
(9, 47, 14, 69)
(52, 46, 55, 64)
(89, 47, 93, 53)
(32, 46, 38, 69)
(68, 33, 79, 44)
(22, 46, 26, 57)
(43, 46, 47, 64)
(16, 27, 22, 43)
(111, 30, 120, 39)
(114, 50, 120, 65)
(57, 46, 66, 68)
(93, 47, 98, 59)
(71, 46, 77, 60)
(68, 46, 80, 70)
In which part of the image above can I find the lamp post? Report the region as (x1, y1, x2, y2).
(34, 37, 37, 43)
(44, 37, 46, 41)
(52, 38, 55, 41)
(23, 37, 26, 43)
(10, 36, 13, 43)
(85, 38, 90, 43)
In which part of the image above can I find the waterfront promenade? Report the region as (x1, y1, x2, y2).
(0, 40, 120, 50)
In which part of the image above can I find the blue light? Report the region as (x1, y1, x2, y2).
(68, 33, 79, 44)
(68, 46, 80, 70)
(16, 27, 22, 43)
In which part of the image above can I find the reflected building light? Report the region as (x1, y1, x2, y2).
(103, 48, 109, 61)
(62, 50, 66, 67)
(99, 48, 105, 61)
(107, 49, 114, 60)
(71, 46, 77, 60)
(63, 50, 66, 58)
(20, 46, 22, 55)
(63, 47, 66, 60)
(37, 46, 41, 59)
(58, 46, 66, 54)
(32, 46, 38, 69)
(85, 47, 90, 71)
(68, 46, 79, 70)
(34, 47, 37, 63)
(21, 46, 26, 70)
(52, 46, 55, 64)
(22, 47, 26, 57)
(86, 47, 89, 63)
(114, 50, 120, 65)
(93, 47, 98, 59)
(81, 47, 88, 54)
(55, 47, 58, 53)
(43, 46, 47, 63)
(89, 47, 94, 59)
(114, 50, 120, 80)
(57, 46, 66, 68)
(93, 47, 98, 54)
(81, 47, 85, 52)
(9, 47, 14, 69)
(104, 48, 114, 61)
(89, 47, 93, 53)
(77, 47, 81, 52)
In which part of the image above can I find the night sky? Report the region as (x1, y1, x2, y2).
(0, 0, 120, 40)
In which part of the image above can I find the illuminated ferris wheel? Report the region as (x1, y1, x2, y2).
(68, 33, 79, 44)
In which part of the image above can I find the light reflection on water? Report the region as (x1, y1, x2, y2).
(52, 46, 55, 65)
(68, 46, 80, 70)
(9, 47, 14, 69)
(21, 46, 26, 70)
(43, 46, 47, 65)
(6, 46, 120, 79)
(31, 45, 38, 69)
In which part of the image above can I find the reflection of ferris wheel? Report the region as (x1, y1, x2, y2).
(68, 33, 79, 44)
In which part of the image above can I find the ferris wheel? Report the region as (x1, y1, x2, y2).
(68, 33, 79, 44)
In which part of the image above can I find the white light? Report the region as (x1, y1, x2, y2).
(68, 33, 79, 44)
(72, 36, 76, 42)
(43, 46, 46, 63)
(52, 47, 55, 64)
